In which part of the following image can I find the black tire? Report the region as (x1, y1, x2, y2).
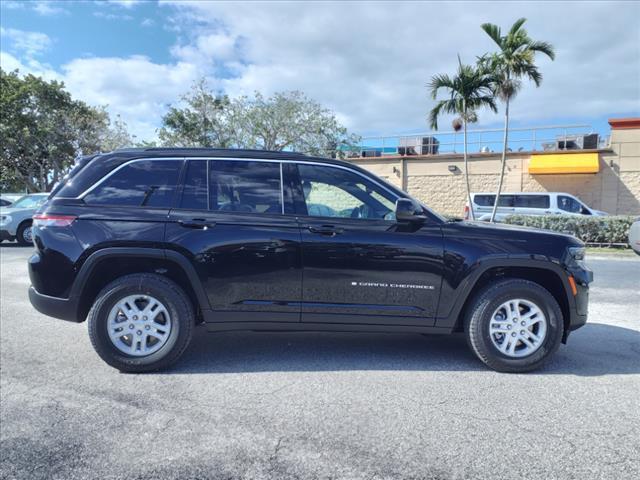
(88, 274, 194, 373)
(464, 278, 564, 373)
(16, 221, 33, 246)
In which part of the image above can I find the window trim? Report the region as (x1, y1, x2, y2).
(72, 157, 402, 214)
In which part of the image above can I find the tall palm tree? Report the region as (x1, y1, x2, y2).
(429, 56, 497, 220)
(480, 18, 555, 222)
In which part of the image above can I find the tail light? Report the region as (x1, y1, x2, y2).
(32, 214, 77, 227)
(463, 205, 469, 220)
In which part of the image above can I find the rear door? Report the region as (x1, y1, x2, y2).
(166, 159, 303, 322)
(291, 162, 444, 326)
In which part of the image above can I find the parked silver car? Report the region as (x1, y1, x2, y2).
(629, 217, 640, 255)
(0, 193, 49, 245)
(465, 192, 608, 221)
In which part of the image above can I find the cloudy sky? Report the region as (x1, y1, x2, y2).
(1, 0, 639, 141)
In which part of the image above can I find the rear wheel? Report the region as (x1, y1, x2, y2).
(16, 221, 33, 245)
(88, 274, 194, 372)
(464, 278, 564, 373)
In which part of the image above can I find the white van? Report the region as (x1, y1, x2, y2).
(465, 192, 608, 221)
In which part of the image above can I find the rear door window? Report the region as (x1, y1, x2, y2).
(83, 160, 182, 208)
(209, 160, 283, 214)
(474, 195, 495, 207)
(473, 195, 515, 207)
(515, 195, 550, 209)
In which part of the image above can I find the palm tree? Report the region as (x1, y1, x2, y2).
(429, 56, 497, 220)
(480, 18, 555, 222)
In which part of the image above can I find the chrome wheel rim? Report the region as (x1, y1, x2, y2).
(489, 299, 547, 358)
(22, 226, 33, 243)
(107, 294, 172, 356)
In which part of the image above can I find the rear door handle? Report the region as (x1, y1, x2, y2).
(307, 225, 344, 236)
(179, 218, 215, 229)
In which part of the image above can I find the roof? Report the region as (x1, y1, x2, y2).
(111, 147, 308, 159)
(96, 147, 359, 169)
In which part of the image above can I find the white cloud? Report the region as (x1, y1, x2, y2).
(0, 27, 52, 57)
(32, 1, 68, 16)
(93, 11, 134, 21)
(141, 18, 155, 27)
(60, 55, 202, 139)
(3, 1, 639, 143)
(0, 51, 60, 80)
(106, 0, 142, 9)
(162, 1, 640, 134)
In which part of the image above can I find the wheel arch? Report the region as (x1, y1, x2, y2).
(72, 248, 210, 323)
(447, 259, 573, 341)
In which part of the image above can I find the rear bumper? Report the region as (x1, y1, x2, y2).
(28, 286, 80, 323)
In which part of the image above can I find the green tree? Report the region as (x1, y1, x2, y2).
(158, 79, 235, 148)
(480, 18, 555, 222)
(428, 57, 497, 220)
(159, 80, 360, 158)
(0, 69, 129, 192)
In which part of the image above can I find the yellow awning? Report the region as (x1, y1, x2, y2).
(529, 153, 599, 174)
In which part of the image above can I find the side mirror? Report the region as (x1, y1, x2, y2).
(395, 198, 427, 223)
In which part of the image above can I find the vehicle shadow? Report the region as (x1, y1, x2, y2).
(0, 243, 32, 248)
(168, 322, 640, 376)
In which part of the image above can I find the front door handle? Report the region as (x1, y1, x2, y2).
(179, 218, 215, 229)
(308, 225, 344, 236)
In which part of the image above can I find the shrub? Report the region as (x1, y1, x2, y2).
(503, 215, 635, 244)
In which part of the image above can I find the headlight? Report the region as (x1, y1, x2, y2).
(0, 215, 12, 226)
(566, 246, 586, 269)
(568, 246, 585, 261)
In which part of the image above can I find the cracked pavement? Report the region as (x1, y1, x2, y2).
(1, 245, 639, 479)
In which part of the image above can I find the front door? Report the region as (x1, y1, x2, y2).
(290, 163, 444, 326)
(166, 159, 302, 322)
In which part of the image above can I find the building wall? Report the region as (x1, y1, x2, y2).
(350, 124, 640, 217)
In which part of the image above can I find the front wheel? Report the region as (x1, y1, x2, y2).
(88, 274, 194, 372)
(464, 279, 564, 373)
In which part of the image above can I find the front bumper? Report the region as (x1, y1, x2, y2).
(28, 286, 80, 323)
(1, 230, 15, 241)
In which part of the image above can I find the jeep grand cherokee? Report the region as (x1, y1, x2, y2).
(28, 148, 592, 373)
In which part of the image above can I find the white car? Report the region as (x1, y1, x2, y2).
(0, 193, 49, 245)
(629, 217, 640, 255)
(464, 192, 608, 221)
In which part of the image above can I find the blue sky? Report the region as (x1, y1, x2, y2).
(1, 0, 639, 142)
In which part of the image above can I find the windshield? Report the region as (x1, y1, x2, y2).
(11, 195, 48, 209)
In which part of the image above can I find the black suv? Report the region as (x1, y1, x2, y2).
(28, 148, 592, 373)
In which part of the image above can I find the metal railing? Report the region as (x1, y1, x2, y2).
(346, 124, 609, 158)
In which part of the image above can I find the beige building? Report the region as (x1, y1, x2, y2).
(349, 118, 640, 217)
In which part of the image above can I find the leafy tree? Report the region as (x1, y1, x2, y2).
(99, 114, 136, 152)
(158, 79, 236, 148)
(159, 80, 360, 157)
(428, 57, 497, 220)
(234, 91, 360, 157)
(480, 18, 555, 222)
(0, 69, 131, 192)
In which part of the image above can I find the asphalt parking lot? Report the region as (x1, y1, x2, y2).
(1, 245, 639, 480)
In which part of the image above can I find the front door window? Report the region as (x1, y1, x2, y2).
(297, 164, 396, 220)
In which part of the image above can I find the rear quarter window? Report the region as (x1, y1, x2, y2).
(83, 159, 183, 208)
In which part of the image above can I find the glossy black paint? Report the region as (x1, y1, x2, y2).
(29, 148, 591, 338)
